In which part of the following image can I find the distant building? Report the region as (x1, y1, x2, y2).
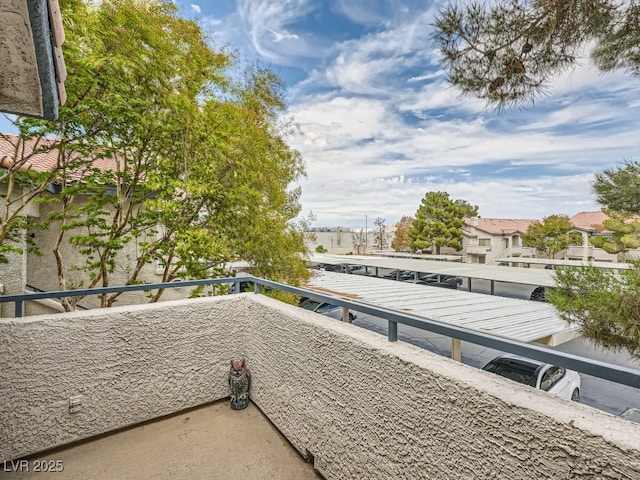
(461, 218, 537, 264)
(0, 135, 183, 317)
(305, 213, 636, 263)
(306, 226, 394, 255)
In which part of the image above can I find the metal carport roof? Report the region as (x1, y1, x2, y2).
(310, 253, 557, 287)
(500, 257, 631, 270)
(305, 270, 578, 347)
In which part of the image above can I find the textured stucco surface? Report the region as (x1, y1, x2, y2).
(0, 0, 43, 116)
(0, 295, 251, 461)
(2, 293, 640, 479)
(244, 295, 640, 480)
(0, 227, 26, 317)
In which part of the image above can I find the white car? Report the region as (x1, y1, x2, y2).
(482, 354, 581, 402)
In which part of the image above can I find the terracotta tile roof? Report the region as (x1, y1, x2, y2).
(569, 211, 609, 232)
(465, 218, 538, 235)
(0, 134, 119, 182)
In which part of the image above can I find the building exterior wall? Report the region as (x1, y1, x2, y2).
(462, 225, 536, 264)
(306, 229, 394, 255)
(24, 197, 187, 310)
(0, 229, 26, 317)
(2, 294, 639, 478)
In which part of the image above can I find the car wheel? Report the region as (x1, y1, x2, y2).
(348, 313, 355, 322)
(571, 388, 580, 402)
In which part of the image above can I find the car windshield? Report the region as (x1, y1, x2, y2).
(299, 299, 321, 311)
(316, 303, 339, 313)
(482, 358, 538, 387)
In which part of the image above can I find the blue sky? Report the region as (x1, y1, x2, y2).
(4, 0, 639, 228)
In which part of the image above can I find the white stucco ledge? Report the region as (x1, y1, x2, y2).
(1, 293, 640, 479)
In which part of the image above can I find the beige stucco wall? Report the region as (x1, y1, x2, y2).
(2, 293, 640, 478)
(0, 228, 26, 317)
(24, 199, 189, 310)
(0, 294, 251, 461)
(0, 0, 43, 117)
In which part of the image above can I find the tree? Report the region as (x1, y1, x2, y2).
(391, 215, 413, 252)
(522, 214, 582, 259)
(593, 161, 640, 216)
(433, 0, 640, 109)
(408, 191, 478, 255)
(0, 134, 75, 263)
(4, 0, 310, 308)
(549, 262, 640, 359)
(589, 215, 640, 255)
(351, 230, 365, 254)
(549, 164, 640, 358)
(373, 217, 388, 250)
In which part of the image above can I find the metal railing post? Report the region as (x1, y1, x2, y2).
(388, 320, 397, 342)
(15, 300, 23, 318)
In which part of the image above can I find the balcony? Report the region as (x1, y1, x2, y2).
(2, 290, 640, 478)
(466, 245, 491, 255)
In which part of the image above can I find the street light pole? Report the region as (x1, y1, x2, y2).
(364, 215, 367, 254)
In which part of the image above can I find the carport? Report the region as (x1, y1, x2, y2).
(499, 256, 631, 270)
(305, 270, 578, 361)
(310, 253, 557, 293)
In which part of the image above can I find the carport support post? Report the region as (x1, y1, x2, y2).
(466, 277, 472, 292)
(451, 338, 461, 362)
(342, 307, 351, 323)
(388, 321, 398, 341)
(490, 280, 495, 295)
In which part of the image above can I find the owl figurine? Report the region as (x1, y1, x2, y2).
(228, 359, 251, 410)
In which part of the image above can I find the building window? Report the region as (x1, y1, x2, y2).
(479, 238, 491, 247)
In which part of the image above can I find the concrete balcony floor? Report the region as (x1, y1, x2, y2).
(4, 401, 320, 480)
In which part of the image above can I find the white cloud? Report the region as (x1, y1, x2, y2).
(190, 1, 640, 227)
(190, 4, 201, 14)
(236, 0, 332, 64)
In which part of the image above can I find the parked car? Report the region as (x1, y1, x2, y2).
(530, 286, 547, 302)
(313, 263, 342, 272)
(382, 270, 402, 280)
(417, 274, 463, 289)
(400, 270, 418, 281)
(482, 354, 581, 402)
(345, 265, 369, 275)
(299, 298, 357, 322)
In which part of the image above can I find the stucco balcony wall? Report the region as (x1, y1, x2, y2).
(2, 294, 640, 479)
(0, 294, 252, 462)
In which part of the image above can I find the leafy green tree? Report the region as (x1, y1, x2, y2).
(549, 164, 640, 358)
(433, 0, 639, 109)
(391, 215, 414, 252)
(589, 215, 640, 255)
(522, 214, 582, 259)
(37, 0, 232, 307)
(549, 263, 640, 359)
(593, 161, 640, 216)
(5, 0, 309, 308)
(409, 191, 478, 255)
